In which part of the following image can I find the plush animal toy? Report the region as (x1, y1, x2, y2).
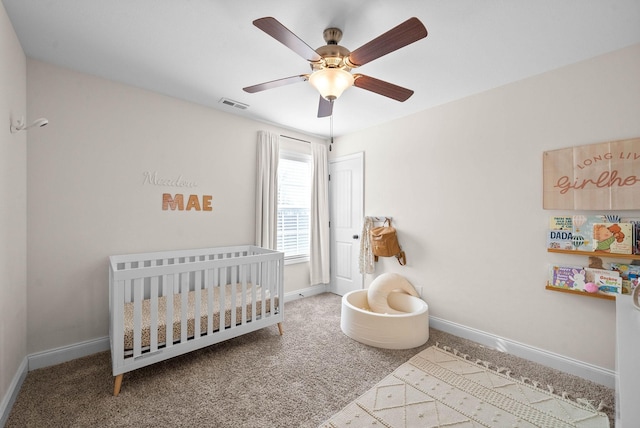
(584, 282, 599, 293)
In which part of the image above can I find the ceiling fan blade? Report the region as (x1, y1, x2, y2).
(353, 75, 414, 102)
(347, 17, 427, 67)
(253, 17, 322, 62)
(317, 96, 333, 118)
(243, 75, 308, 93)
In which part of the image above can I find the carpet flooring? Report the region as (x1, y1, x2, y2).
(5, 293, 614, 427)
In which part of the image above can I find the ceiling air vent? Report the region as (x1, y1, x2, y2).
(219, 98, 249, 110)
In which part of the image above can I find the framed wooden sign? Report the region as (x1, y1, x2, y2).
(543, 138, 640, 210)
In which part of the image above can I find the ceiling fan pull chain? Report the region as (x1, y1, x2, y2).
(330, 114, 334, 151)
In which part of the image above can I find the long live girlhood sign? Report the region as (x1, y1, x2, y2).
(543, 137, 640, 210)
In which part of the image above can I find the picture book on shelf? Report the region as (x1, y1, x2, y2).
(590, 271, 622, 295)
(621, 217, 640, 255)
(585, 267, 619, 283)
(570, 215, 606, 251)
(547, 216, 573, 249)
(610, 263, 640, 294)
(547, 230, 573, 250)
(549, 216, 572, 231)
(549, 265, 586, 290)
(592, 222, 633, 255)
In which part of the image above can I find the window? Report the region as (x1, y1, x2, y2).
(277, 151, 311, 263)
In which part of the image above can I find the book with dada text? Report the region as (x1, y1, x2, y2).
(547, 230, 573, 250)
(547, 216, 573, 250)
(592, 222, 633, 255)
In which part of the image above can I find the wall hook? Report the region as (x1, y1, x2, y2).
(10, 116, 49, 133)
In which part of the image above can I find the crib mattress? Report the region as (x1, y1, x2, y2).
(123, 284, 277, 351)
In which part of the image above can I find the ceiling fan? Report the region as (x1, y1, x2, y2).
(243, 17, 428, 118)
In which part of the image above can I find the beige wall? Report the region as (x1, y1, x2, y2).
(25, 60, 323, 353)
(331, 44, 640, 370)
(0, 2, 27, 412)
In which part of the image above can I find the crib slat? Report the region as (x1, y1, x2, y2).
(206, 269, 213, 335)
(229, 253, 242, 327)
(124, 262, 133, 303)
(250, 263, 257, 323)
(150, 273, 159, 352)
(256, 263, 267, 317)
(194, 269, 202, 338)
(219, 266, 226, 330)
(165, 274, 175, 347)
(261, 261, 267, 319)
(215, 266, 221, 332)
(240, 264, 247, 325)
(275, 258, 281, 313)
(230, 264, 237, 328)
(180, 272, 188, 342)
(133, 278, 143, 357)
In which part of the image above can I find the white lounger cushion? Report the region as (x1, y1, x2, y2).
(367, 273, 418, 314)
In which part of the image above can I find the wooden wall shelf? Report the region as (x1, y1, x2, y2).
(547, 248, 640, 261)
(545, 285, 616, 301)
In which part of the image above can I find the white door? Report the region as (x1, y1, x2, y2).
(329, 152, 364, 296)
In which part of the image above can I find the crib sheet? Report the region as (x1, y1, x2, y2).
(123, 283, 277, 351)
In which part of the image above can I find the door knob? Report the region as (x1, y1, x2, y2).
(352, 234, 359, 239)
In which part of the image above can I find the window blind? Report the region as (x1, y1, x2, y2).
(277, 155, 311, 260)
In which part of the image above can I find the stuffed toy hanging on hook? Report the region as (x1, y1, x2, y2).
(370, 218, 406, 265)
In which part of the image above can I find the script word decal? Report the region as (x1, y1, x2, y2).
(142, 171, 199, 188)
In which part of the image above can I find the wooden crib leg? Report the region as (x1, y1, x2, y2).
(113, 374, 124, 396)
(277, 322, 284, 336)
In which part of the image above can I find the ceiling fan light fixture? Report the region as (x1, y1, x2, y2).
(309, 68, 354, 101)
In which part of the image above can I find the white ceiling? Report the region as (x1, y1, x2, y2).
(4, 0, 640, 138)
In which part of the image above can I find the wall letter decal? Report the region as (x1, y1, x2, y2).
(162, 194, 184, 210)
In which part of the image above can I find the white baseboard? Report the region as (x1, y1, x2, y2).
(429, 316, 615, 388)
(284, 283, 329, 302)
(28, 336, 110, 371)
(0, 356, 28, 428)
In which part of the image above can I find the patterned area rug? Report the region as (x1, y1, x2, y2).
(321, 345, 609, 428)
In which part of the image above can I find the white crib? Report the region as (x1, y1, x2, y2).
(109, 245, 284, 396)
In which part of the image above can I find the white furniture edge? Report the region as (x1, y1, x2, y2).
(430, 316, 614, 388)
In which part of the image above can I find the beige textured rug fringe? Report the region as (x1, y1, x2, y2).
(322, 343, 610, 427)
(434, 341, 608, 413)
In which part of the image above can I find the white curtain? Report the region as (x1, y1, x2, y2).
(255, 131, 279, 249)
(310, 142, 330, 285)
